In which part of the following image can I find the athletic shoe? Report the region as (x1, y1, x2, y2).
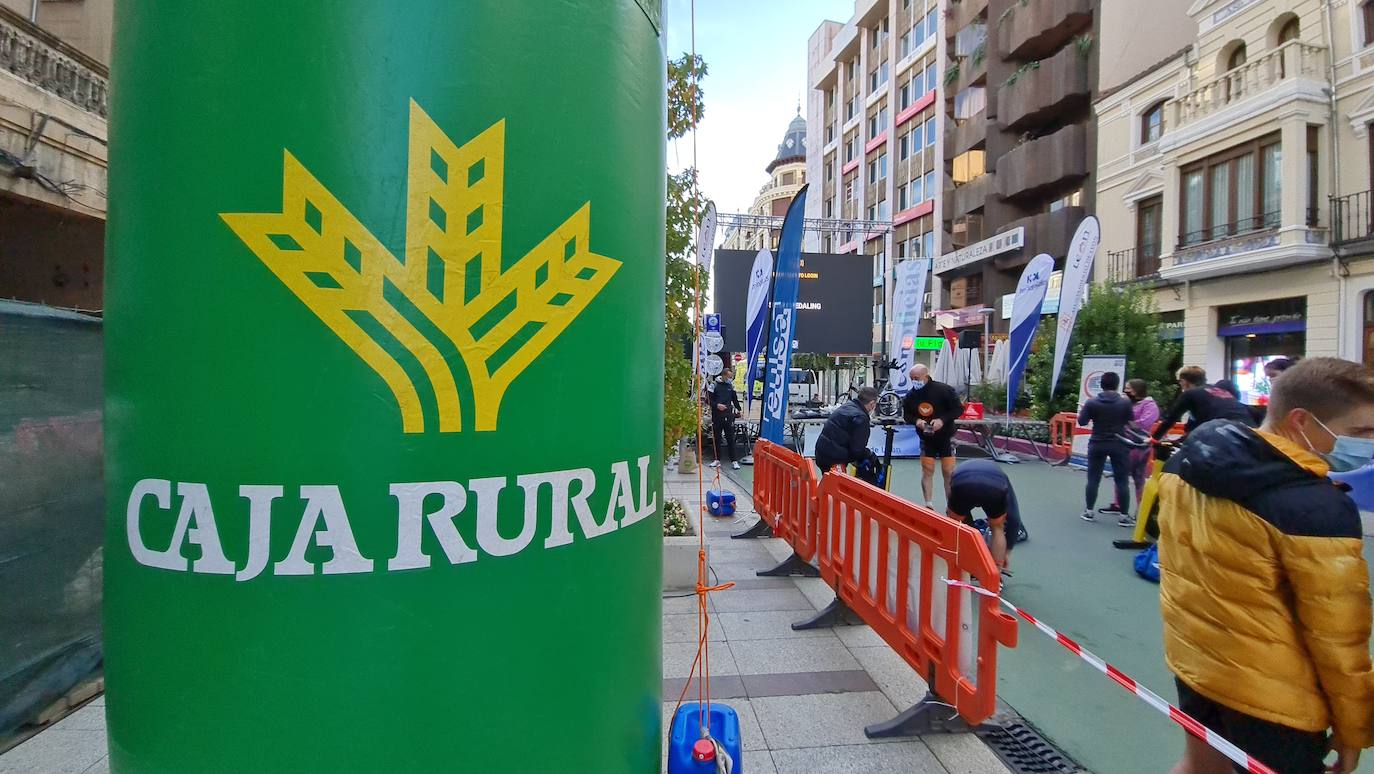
(1117, 513, 1137, 528)
(1080, 509, 1095, 522)
(731, 461, 741, 470)
(1097, 506, 1126, 515)
(708, 460, 721, 468)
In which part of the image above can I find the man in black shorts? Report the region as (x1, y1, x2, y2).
(903, 363, 964, 508)
(946, 459, 1024, 573)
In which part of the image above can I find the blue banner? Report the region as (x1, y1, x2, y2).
(1006, 253, 1055, 413)
(743, 247, 774, 412)
(760, 186, 808, 443)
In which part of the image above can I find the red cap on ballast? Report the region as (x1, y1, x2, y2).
(692, 739, 716, 762)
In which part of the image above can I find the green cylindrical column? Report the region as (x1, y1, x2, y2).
(106, 3, 665, 771)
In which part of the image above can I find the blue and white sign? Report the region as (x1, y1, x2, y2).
(704, 313, 722, 333)
(743, 248, 774, 411)
(887, 258, 931, 395)
(1006, 254, 1055, 413)
(760, 186, 809, 443)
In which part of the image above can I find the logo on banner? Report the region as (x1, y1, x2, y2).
(222, 100, 620, 434)
(764, 307, 795, 421)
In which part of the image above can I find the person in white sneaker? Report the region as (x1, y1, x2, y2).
(710, 367, 742, 470)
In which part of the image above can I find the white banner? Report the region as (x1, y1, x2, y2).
(1050, 216, 1101, 397)
(887, 258, 931, 395)
(744, 248, 773, 410)
(695, 202, 717, 269)
(1072, 354, 1127, 461)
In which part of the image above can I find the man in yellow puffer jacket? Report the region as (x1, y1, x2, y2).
(1159, 357, 1374, 774)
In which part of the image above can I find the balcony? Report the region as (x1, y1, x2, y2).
(995, 124, 1087, 200)
(995, 44, 1090, 132)
(1106, 247, 1161, 285)
(945, 0, 990, 39)
(945, 110, 987, 158)
(1164, 214, 1329, 280)
(995, 0, 1093, 61)
(945, 173, 991, 219)
(0, 5, 108, 117)
(1168, 41, 1325, 135)
(998, 206, 1085, 266)
(1333, 190, 1374, 252)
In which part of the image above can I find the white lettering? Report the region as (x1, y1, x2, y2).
(617, 455, 659, 528)
(126, 478, 181, 570)
(236, 485, 281, 582)
(474, 476, 535, 557)
(175, 483, 235, 575)
(274, 485, 373, 575)
(525, 468, 607, 550)
(389, 482, 476, 570)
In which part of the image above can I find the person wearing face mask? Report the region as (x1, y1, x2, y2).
(1157, 357, 1374, 774)
(1106, 379, 1161, 526)
(815, 386, 879, 476)
(902, 363, 965, 508)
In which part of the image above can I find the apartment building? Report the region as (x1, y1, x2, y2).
(937, 0, 1099, 336)
(0, 0, 109, 310)
(1095, 0, 1353, 404)
(806, 0, 945, 353)
(721, 111, 808, 251)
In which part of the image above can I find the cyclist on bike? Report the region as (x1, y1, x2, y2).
(1152, 365, 1255, 442)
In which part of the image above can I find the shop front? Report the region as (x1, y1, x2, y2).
(1217, 298, 1305, 405)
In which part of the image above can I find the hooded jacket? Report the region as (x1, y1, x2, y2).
(815, 398, 872, 472)
(1157, 420, 1374, 747)
(1077, 390, 1133, 443)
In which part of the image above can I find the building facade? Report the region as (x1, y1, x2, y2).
(936, 0, 1100, 337)
(721, 112, 808, 251)
(1096, 0, 1357, 404)
(0, 0, 109, 311)
(806, 0, 945, 353)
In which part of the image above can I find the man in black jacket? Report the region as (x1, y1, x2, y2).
(1078, 371, 1134, 523)
(709, 367, 743, 470)
(1152, 365, 1255, 441)
(903, 364, 964, 508)
(816, 387, 878, 475)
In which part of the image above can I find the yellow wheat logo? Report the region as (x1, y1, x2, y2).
(221, 101, 620, 433)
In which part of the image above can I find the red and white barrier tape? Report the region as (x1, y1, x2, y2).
(943, 578, 1277, 774)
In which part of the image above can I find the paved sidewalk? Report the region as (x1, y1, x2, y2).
(662, 466, 1010, 774)
(0, 695, 107, 774)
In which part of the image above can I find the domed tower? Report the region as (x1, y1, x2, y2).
(723, 110, 809, 251)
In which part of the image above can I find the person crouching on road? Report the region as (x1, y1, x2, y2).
(815, 386, 877, 476)
(902, 363, 964, 509)
(945, 459, 1024, 574)
(1159, 357, 1374, 774)
(1077, 371, 1134, 523)
(709, 367, 742, 470)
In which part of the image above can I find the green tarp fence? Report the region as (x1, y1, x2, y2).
(0, 300, 103, 738)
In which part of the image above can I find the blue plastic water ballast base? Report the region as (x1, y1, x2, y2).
(667, 702, 743, 774)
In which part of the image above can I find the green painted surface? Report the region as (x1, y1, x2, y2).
(105, 3, 665, 772)
(729, 456, 1374, 773)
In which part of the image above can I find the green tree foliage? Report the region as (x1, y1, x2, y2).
(663, 54, 710, 455)
(1024, 284, 1180, 419)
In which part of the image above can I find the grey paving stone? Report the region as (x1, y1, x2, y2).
(791, 576, 840, 611)
(715, 611, 833, 641)
(663, 640, 739, 679)
(664, 675, 749, 701)
(52, 704, 106, 732)
(770, 741, 946, 773)
(750, 691, 900, 749)
(740, 670, 879, 698)
(729, 637, 861, 676)
(763, 538, 795, 562)
(848, 646, 930, 710)
(663, 612, 726, 644)
(0, 729, 108, 774)
(706, 562, 777, 583)
(712, 587, 815, 614)
(81, 759, 109, 774)
(662, 593, 713, 616)
(924, 732, 1012, 774)
(834, 624, 886, 649)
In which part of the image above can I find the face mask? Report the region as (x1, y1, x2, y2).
(911, 379, 927, 390)
(1127, 393, 1141, 403)
(1301, 416, 1374, 472)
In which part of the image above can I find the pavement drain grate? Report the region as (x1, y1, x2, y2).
(976, 721, 1084, 774)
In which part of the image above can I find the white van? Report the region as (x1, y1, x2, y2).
(788, 368, 819, 406)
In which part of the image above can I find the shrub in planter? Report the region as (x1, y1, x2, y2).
(663, 498, 691, 537)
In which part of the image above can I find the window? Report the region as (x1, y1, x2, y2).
(1179, 134, 1281, 246)
(900, 31, 912, 59)
(924, 117, 936, 147)
(1227, 43, 1247, 71)
(910, 175, 924, 204)
(867, 152, 888, 184)
(1141, 101, 1164, 144)
(1278, 18, 1299, 44)
(845, 137, 857, 162)
(922, 231, 935, 259)
(825, 162, 833, 182)
(878, 199, 891, 220)
(913, 15, 926, 48)
(1307, 125, 1319, 226)
(846, 98, 856, 120)
(954, 85, 986, 119)
(909, 237, 922, 257)
(925, 9, 938, 42)
(923, 170, 935, 199)
(924, 63, 938, 94)
(1365, 0, 1374, 47)
(899, 132, 910, 160)
(898, 182, 909, 210)
(824, 199, 834, 218)
(1048, 189, 1082, 212)
(910, 122, 923, 150)
(1137, 195, 1162, 275)
(868, 204, 877, 220)
(952, 149, 985, 183)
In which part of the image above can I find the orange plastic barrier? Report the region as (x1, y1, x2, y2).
(750, 439, 820, 557)
(810, 472, 1018, 725)
(1048, 411, 1078, 459)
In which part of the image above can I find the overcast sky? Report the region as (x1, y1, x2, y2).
(663, 0, 855, 215)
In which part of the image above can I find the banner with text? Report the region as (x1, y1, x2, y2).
(888, 258, 931, 395)
(1006, 253, 1055, 413)
(761, 186, 809, 442)
(695, 201, 717, 270)
(1050, 216, 1100, 397)
(744, 247, 774, 410)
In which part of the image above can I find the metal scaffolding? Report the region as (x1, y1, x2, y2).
(716, 212, 893, 235)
